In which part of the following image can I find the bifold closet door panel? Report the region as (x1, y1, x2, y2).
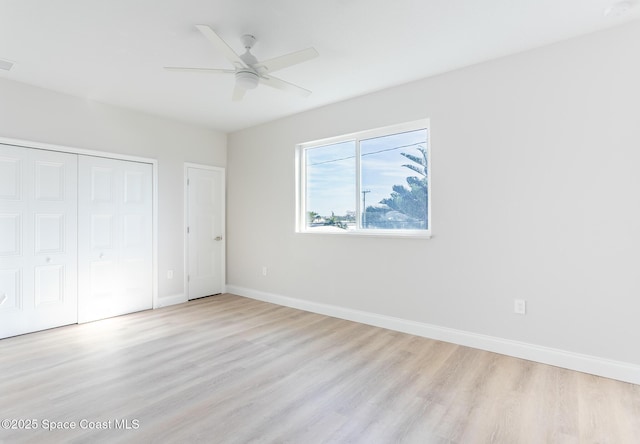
(0, 145, 78, 339)
(78, 156, 152, 323)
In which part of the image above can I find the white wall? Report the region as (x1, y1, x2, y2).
(0, 78, 226, 304)
(227, 20, 640, 375)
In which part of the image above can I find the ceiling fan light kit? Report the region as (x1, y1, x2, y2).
(235, 70, 259, 89)
(165, 25, 318, 101)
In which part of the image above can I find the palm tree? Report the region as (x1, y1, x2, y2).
(379, 146, 428, 226)
(307, 211, 320, 224)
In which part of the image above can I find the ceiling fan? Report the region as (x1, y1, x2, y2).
(165, 25, 318, 101)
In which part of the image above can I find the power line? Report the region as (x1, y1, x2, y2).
(307, 142, 425, 166)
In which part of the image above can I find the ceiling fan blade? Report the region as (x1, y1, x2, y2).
(260, 75, 312, 97)
(232, 84, 247, 101)
(164, 67, 235, 74)
(254, 48, 318, 74)
(195, 24, 247, 69)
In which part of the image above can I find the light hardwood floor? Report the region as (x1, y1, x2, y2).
(1, 293, 639, 443)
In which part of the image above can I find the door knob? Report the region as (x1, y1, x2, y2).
(99, 253, 104, 259)
(46, 257, 51, 263)
(214, 236, 223, 241)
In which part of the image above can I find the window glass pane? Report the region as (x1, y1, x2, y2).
(361, 129, 428, 230)
(305, 141, 356, 231)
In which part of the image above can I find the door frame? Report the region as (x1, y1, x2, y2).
(184, 163, 226, 300)
(0, 136, 159, 309)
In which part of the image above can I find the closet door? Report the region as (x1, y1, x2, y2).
(0, 145, 78, 339)
(78, 156, 152, 323)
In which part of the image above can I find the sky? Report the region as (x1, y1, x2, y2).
(305, 128, 427, 217)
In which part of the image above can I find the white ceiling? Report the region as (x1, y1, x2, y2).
(0, 0, 638, 133)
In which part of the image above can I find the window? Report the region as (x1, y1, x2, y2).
(297, 120, 430, 236)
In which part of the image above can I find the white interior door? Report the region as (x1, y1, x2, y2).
(78, 156, 152, 323)
(187, 166, 225, 300)
(0, 145, 78, 339)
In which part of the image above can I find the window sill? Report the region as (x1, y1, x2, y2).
(296, 229, 432, 239)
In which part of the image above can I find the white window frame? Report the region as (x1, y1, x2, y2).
(296, 119, 431, 238)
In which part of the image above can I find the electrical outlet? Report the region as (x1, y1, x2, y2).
(167, 270, 173, 279)
(514, 299, 526, 315)
(262, 266, 268, 276)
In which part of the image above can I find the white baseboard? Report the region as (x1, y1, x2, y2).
(157, 293, 186, 308)
(226, 285, 640, 385)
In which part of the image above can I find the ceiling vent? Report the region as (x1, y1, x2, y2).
(0, 59, 14, 71)
(604, 1, 634, 17)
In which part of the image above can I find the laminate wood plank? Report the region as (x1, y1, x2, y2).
(1, 293, 639, 444)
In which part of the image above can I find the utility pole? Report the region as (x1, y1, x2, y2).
(362, 189, 371, 228)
